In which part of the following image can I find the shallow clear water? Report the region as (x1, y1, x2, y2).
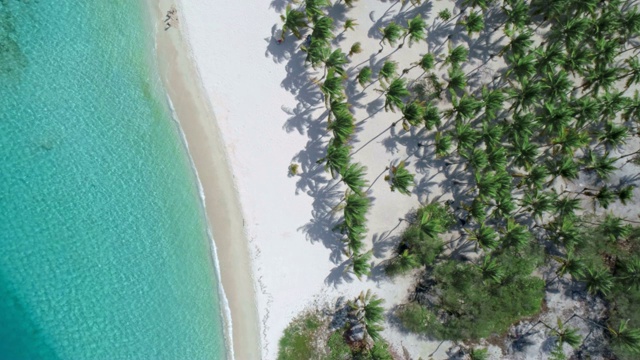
(0, 1, 227, 358)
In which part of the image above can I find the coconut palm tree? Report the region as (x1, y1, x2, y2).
(343, 192, 370, 229)
(478, 255, 505, 283)
(504, 52, 537, 81)
(357, 66, 372, 87)
(598, 214, 631, 242)
(548, 16, 591, 49)
(451, 94, 483, 121)
(400, 100, 425, 130)
(310, 15, 334, 44)
(582, 150, 617, 180)
(378, 60, 398, 85)
(305, 0, 331, 22)
(553, 195, 581, 218)
(343, 18, 358, 33)
(423, 102, 441, 130)
(501, 0, 530, 32)
(461, 148, 488, 170)
(521, 190, 553, 220)
(543, 69, 572, 99)
(324, 48, 348, 77)
(401, 15, 426, 48)
(562, 46, 593, 76)
(350, 251, 372, 279)
(348, 42, 362, 57)
(383, 78, 409, 112)
(618, 257, 640, 290)
(616, 185, 635, 205)
(461, 0, 493, 11)
(318, 139, 349, 178)
(509, 78, 546, 113)
(320, 69, 344, 106)
(481, 87, 504, 120)
(387, 249, 420, 275)
(521, 165, 549, 191)
(506, 112, 537, 142)
(501, 218, 530, 250)
(551, 128, 589, 156)
(280, 5, 307, 40)
(468, 224, 499, 251)
(535, 42, 566, 74)
(537, 102, 574, 137)
(608, 320, 640, 354)
(379, 22, 405, 52)
(582, 65, 622, 95)
(435, 132, 453, 157)
(349, 290, 385, 342)
(443, 44, 469, 69)
(551, 318, 582, 348)
(459, 11, 485, 37)
(453, 122, 480, 152)
(328, 102, 354, 145)
(499, 30, 534, 57)
(510, 136, 539, 170)
(584, 266, 614, 295)
(551, 251, 586, 282)
(387, 161, 414, 195)
(341, 162, 368, 195)
(345, 224, 366, 256)
(547, 155, 580, 184)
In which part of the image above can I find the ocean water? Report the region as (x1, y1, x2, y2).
(0, 1, 227, 359)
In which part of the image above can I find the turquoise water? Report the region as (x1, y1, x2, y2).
(0, 1, 227, 359)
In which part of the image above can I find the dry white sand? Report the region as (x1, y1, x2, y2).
(151, 0, 640, 359)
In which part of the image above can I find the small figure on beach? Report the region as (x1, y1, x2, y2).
(305, 34, 312, 46)
(277, 38, 283, 44)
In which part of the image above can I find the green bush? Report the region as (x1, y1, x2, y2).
(278, 312, 324, 360)
(325, 332, 351, 360)
(396, 303, 437, 334)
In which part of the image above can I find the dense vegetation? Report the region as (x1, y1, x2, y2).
(276, 0, 640, 357)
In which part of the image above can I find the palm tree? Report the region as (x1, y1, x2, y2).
(349, 290, 385, 342)
(478, 255, 505, 283)
(350, 251, 372, 279)
(535, 42, 565, 74)
(280, 5, 307, 40)
(379, 22, 405, 52)
(341, 162, 368, 195)
(521, 165, 549, 191)
(324, 48, 348, 77)
(447, 67, 467, 97)
(504, 52, 537, 81)
(348, 42, 362, 57)
(459, 11, 484, 37)
(521, 190, 553, 220)
(401, 15, 426, 48)
(343, 192, 370, 229)
(343, 18, 357, 33)
(598, 214, 631, 242)
(509, 78, 545, 113)
(318, 139, 349, 178)
(345, 224, 366, 256)
(468, 224, 499, 251)
(310, 15, 334, 44)
(357, 66, 372, 87)
(443, 44, 469, 69)
(461, 0, 493, 11)
(419, 210, 446, 238)
(584, 266, 614, 295)
(510, 136, 538, 170)
(616, 185, 635, 206)
(387, 161, 414, 195)
(547, 155, 579, 184)
(320, 69, 344, 106)
(461, 148, 488, 170)
(378, 60, 398, 85)
(328, 101, 354, 145)
(548, 16, 591, 49)
(581, 65, 622, 95)
(453, 122, 480, 152)
(383, 78, 409, 112)
(481, 87, 504, 120)
(501, 0, 530, 31)
(553, 195, 581, 218)
(537, 102, 574, 137)
(387, 249, 420, 275)
(543, 69, 572, 99)
(551, 251, 586, 282)
(400, 100, 425, 130)
(305, 0, 331, 22)
(501, 218, 530, 250)
(594, 185, 618, 210)
(551, 128, 589, 157)
(499, 30, 533, 57)
(551, 318, 582, 348)
(598, 121, 629, 150)
(435, 132, 453, 157)
(582, 150, 617, 180)
(608, 320, 640, 354)
(451, 94, 483, 121)
(618, 257, 640, 290)
(423, 102, 441, 130)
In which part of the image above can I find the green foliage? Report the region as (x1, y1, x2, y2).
(325, 332, 351, 360)
(277, 312, 324, 360)
(357, 66, 372, 87)
(388, 161, 414, 195)
(438, 9, 452, 21)
(379, 22, 404, 47)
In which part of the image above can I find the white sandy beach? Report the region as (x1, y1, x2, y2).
(150, 0, 640, 359)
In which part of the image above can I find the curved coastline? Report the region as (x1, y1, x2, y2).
(144, 1, 261, 359)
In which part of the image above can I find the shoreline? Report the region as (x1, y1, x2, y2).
(144, 1, 261, 359)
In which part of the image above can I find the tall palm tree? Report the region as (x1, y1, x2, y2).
(305, 0, 331, 22)
(510, 136, 539, 170)
(501, 218, 530, 250)
(318, 139, 349, 178)
(551, 251, 586, 282)
(379, 22, 405, 52)
(461, 148, 488, 170)
(582, 150, 617, 180)
(608, 320, 640, 354)
(400, 100, 425, 130)
(280, 5, 307, 40)
(343, 192, 370, 229)
(618, 257, 640, 290)
(584, 266, 614, 295)
(323, 48, 348, 77)
(504, 52, 537, 81)
(387, 161, 414, 195)
(435, 132, 453, 157)
(383, 78, 410, 112)
(453, 122, 480, 152)
(349, 290, 385, 342)
(350, 251, 372, 279)
(357, 66, 372, 87)
(461, 0, 493, 11)
(478, 255, 505, 283)
(548, 16, 591, 49)
(320, 69, 345, 106)
(535, 42, 566, 74)
(328, 101, 354, 145)
(481, 87, 504, 120)
(468, 224, 499, 251)
(551, 318, 582, 348)
(447, 66, 467, 96)
(378, 60, 398, 85)
(451, 94, 483, 121)
(443, 44, 469, 69)
(310, 15, 334, 44)
(401, 15, 426, 48)
(348, 42, 362, 57)
(341, 162, 368, 195)
(499, 30, 534, 57)
(501, 0, 530, 32)
(460, 11, 485, 37)
(423, 102, 441, 130)
(521, 165, 549, 191)
(598, 214, 631, 242)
